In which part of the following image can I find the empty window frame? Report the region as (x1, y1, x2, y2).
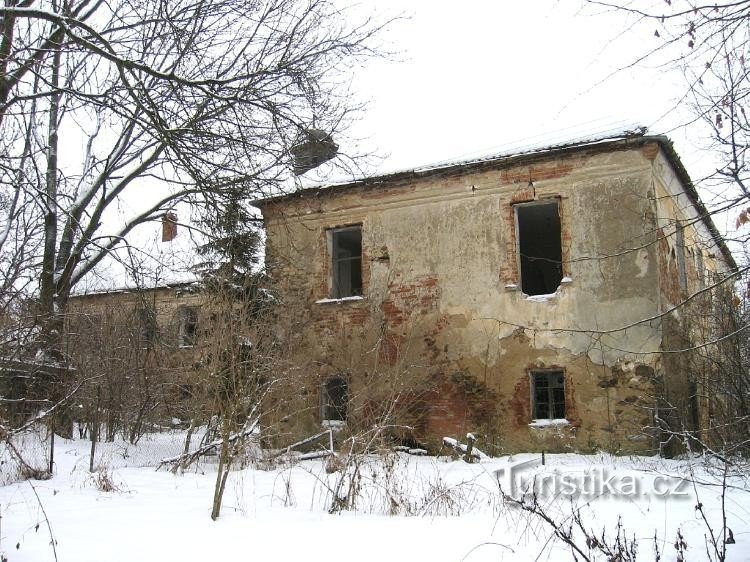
(531, 370, 566, 421)
(696, 249, 705, 289)
(515, 200, 563, 296)
(83, 313, 105, 338)
(178, 306, 198, 348)
(138, 306, 157, 347)
(321, 376, 348, 422)
(675, 222, 688, 292)
(329, 225, 362, 298)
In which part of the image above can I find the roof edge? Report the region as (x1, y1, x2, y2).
(69, 280, 201, 299)
(255, 132, 654, 207)
(256, 133, 737, 272)
(651, 136, 738, 272)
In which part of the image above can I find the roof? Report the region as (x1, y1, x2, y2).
(256, 131, 737, 271)
(69, 280, 201, 299)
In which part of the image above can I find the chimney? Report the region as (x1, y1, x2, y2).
(162, 211, 178, 242)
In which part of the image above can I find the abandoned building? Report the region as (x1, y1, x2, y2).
(64, 281, 204, 427)
(257, 132, 737, 454)
(66, 282, 203, 352)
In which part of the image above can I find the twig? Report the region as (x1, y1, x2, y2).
(27, 480, 57, 562)
(158, 418, 259, 469)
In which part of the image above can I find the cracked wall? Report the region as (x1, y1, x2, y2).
(261, 142, 731, 454)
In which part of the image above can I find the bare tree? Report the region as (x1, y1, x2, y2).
(569, 1, 750, 455)
(586, 1, 750, 226)
(0, 0, 383, 359)
(0, 0, 385, 439)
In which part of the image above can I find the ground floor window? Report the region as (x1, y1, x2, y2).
(321, 376, 348, 422)
(531, 370, 566, 420)
(178, 306, 198, 347)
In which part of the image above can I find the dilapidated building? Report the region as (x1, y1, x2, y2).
(258, 132, 736, 454)
(65, 282, 204, 436)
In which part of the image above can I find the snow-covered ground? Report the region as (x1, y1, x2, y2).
(1, 433, 748, 561)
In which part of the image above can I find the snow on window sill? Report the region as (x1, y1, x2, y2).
(514, 278, 573, 301)
(528, 418, 570, 428)
(524, 292, 558, 302)
(322, 419, 346, 431)
(315, 295, 365, 304)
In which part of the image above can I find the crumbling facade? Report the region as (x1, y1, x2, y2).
(260, 133, 735, 454)
(65, 283, 204, 432)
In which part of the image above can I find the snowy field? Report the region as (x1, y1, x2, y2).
(1, 433, 749, 562)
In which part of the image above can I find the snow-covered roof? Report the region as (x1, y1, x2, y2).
(255, 127, 652, 206)
(256, 128, 737, 271)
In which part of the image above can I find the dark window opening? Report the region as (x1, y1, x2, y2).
(139, 306, 157, 347)
(675, 222, 688, 292)
(84, 313, 104, 338)
(321, 376, 348, 422)
(330, 226, 362, 298)
(178, 306, 198, 347)
(532, 370, 566, 420)
(515, 201, 563, 296)
(696, 249, 705, 289)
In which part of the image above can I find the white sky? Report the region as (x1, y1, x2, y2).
(343, 1, 704, 175)
(88, 1, 740, 289)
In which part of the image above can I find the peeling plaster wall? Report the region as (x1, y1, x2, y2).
(67, 287, 204, 379)
(68, 287, 203, 341)
(262, 145, 723, 454)
(647, 149, 735, 452)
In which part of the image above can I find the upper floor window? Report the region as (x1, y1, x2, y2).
(675, 221, 688, 293)
(515, 200, 563, 296)
(329, 225, 362, 298)
(138, 306, 157, 347)
(178, 306, 198, 348)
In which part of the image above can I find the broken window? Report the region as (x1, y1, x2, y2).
(675, 222, 688, 292)
(82, 312, 104, 338)
(329, 225, 362, 298)
(177, 306, 198, 348)
(139, 306, 157, 347)
(515, 200, 563, 296)
(531, 370, 566, 421)
(321, 376, 348, 422)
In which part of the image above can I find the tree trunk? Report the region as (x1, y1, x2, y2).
(210, 421, 232, 521)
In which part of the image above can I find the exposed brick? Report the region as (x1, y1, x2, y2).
(380, 274, 439, 330)
(641, 142, 660, 161)
(501, 161, 575, 184)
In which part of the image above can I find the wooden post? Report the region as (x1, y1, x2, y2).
(48, 422, 55, 474)
(464, 433, 476, 463)
(89, 386, 100, 472)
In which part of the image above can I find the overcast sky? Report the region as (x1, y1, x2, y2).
(342, 1, 703, 175)
(90, 0, 736, 289)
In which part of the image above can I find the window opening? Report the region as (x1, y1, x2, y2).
(178, 306, 198, 347)
(321, 376, 348, 422)
(85, 313, 104, 336)
(515, 201, 563, 296)
(675, 222, 688, 292)
(139, 306, 157, 347)
(330, 225, 362, 298)
(531, 370, 566, 420)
